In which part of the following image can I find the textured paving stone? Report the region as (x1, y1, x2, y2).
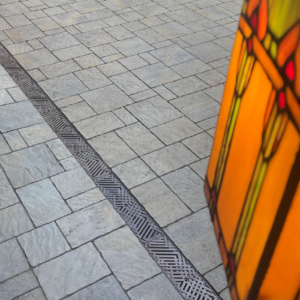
(187, 41, 230, 63)
(7, 87, 27, 102)
(150, 45, 194, 67)
(170, 91, 219, 122)
(132, 178, 191, 227)
(122, 20, 147, 32)
(198, 116, 218, 130)
(57, 200, 124, 247)
(190, 157, 210, 180)
(75, 28, 115, 47)
(142, 142, 198, 176)
(34, 243, 110, 300)
(6, 42, 33, 55)
(40, 73, 88, 101)
(74, 112, 124, 139)
(15, 48, 58, 70)
(15, 288, 46, 300)
(128, 273, 182, 300)
(17, 178, 71, 226)
(166, 8, 203, 24)
(105, 25, 134, 40)
(153, 22, 193, 39)
(213, 36, 234, 52)
(0, 18, 11, 30)
(0, 271, 38, 300)
(18, 222, 70, 266)
(0, 89, 14, 105)
(0, 169, 19, 210)
(0, 134, 11, 155)
(71, 0, 104, 13)
(103, 15, 127, 26)
(66, 188, 105, 211)
(46, 138, 72, 160)
(165, 76, 208, 96)
(132, 63, 181, 87)
(95, 226, 160, 289)
(91, 43, 118, 57)
(0, 144, 63, 188)
(0, 239, 30, 282)
(113, 107, 137, 125)
(32, 16, 61, 31)
(5, 25, 44, 43)
(182, 132, 213, 158)
(112, 37, 153, 56)
(60, 156, 80, 170)
(0, 3, 29, 17)
(134, 28, 166, 44)
(198, 6, 234, 21)
(133, 3, 168, 17)
(51, 11, 89, 26)
(51, 167, 95, 199)
(3, 131, 26, 151)
(153, 85, 176, 100)
(53, 44, 91, 61)
(119, 55, 148, 70)
(130, 89, 157, 102)
(127, 96, 182, 128)
(89, 132, 136, 167)
(75, 19, 108, 32)
(85, 8, 115, 20)
(66, 276, 129, 300)
(150, 117, 201, 145)
(204, 265, 228, 292)
(61, 101, 96, 122)
(204, 84, 225, 102)
(81, 84, 132, 114)
(181, 31, 215, 46)
(116, 122, 163, 155)
(40, 60, 81, 78)
(19, 122, 57, 146)
(0, 101, 43, 133)
(197, 69, 226, 86)
(113, 158, 156, 189)
(55, 95, 83, 108)
(162, 166, 206, 212)
(74, 67, 110, 89)
(165, 208, 222, 273)
(110, 71, 148, 95)
(39, 32, 80, 51)
(220, 288, 231, 300)
(74, 53, 103, 68)
(0, 75, 16, 89)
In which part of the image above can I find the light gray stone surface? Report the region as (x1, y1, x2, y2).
(0, 134, 11, 155)
(39, 32, 80, 51)
(17, 179, 71, 226)
(190, 157, 210, 180)
(18, 222, 70, 266)
(51, 167, 95, 199)
(204, 265, 228, 292)
(0, 239, 30, 282)
(6, 87, 27, 102)
(34, 243, 110, 300)
(46, 138, 72, 160)
(60, 157, 81, 170)
(0, 101, 43, 132)
(40, 60, 81, 79)
(113, 107, 137, 125)
(95, 226, 160, 290)
(0, 144, 63, 188)
(0, 169, 19, 210)
(165, 209, 222, 273)
(66, 276, 129, 300)
(153, 22, 192, 39)
(5, 25, 44, 43)
(131, 178, 191, 227)
(171, 59, 211, 77)
(0, 271, 38, 300)
(61, 101, 96, 122)
(128, 273, 182, 300)
(15, 288, 47, 300)
(3, 131, 27, 151)
(142, 143, 198, 176)
(220, 288, 232, 300)
(112, 37, 153, 56)
(75, 67, 111, 89)
(57, 200, 124, 247)
(0, 89, 14, 105)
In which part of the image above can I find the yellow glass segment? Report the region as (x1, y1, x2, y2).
(236, 121, 300, 300)
(270, 40, 277, 59)
(217, 61, 272, 250)
(263, 33, 272, 50)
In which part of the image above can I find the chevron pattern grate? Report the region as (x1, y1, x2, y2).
(0, 42, 220, 300)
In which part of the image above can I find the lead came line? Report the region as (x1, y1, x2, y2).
(0, 42, 219, 300)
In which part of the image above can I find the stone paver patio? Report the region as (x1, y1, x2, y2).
(0, 0, 243, 298)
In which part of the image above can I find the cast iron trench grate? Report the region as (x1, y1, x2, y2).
(0, 42, 220, 300)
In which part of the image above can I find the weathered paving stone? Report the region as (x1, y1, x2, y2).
(15, 48, 58, 70)
(34, 243, 111, 300)
(70, 0, 104, 14)
(180, 31, 215, 46)
(133, 3, 168, 17)
(19, 122, 57, 146)
(112, 37, 154, 56)
(40, 73, 88, 101)
(7, 87, 27, 102)
(197, 69, 226, 86)
(153, 85, 176, 100)
(113, 107, 137, 125)
(18, 222, 70, 266)
(66, 188, 105, 211)
(119, 55, 147, 70)
(132, 63, 181, 87)
(91, 43, 118, 57)
(74, 54, 103, 68)
(0, 134, 11, 155)
(127, 96, 182, 128)
(190, 157, 210, 180)
(60, 101, 95, 122)
(46, 138, 71, 160)
(130, 89, 157, 102)
(0, 169, 19, 210)
(105, 25, 134, 40)
(122, 20, 147, 32)
(0, 144, 63, 188)
(6, 42, 33, 55)
(220, 288, 232, 300)
(60, 156, 80, 170)
(39, 32, 80, 51)
(113, 158, 156, 189)
(0, 75, 16, 89)
(166, 8, 203, 24)
(0, 271, 38, 300)
(102, 15, 127, 26)
(89, 132, 136, 167)
(66, 275, 129, 300)
(75, 28, 115, 47)
(131, 178, 191, 227)
(0, 18, 11, 30)
(75, 67, 111, 89)
(15, 288, 46, 300)
(204, 84, 225, 103)
(153, 22, 193, 39)
(187, 41, 230, 63)
(134, 28, 166, 44)
(142, 142, 198, 176)
(53, 44, 91, 61)
(198, 5, 234, 21)
(32, 16, 61, 31)
(128, 273, 182, 300)
(0, 89, 14, 105)
(182, 132, 213, 158)
(162, 166, 207, 212)
(95, 226, 160, 290)
(116, 122, 163, 155)
(17, 179, 71, 226)
(51, 11, 89, 27)
(198, 115, 218, 130)
(51, 167, 95, 199)
(5, 25, 44, 43)
(170, 91, 220, 123)
(150, 117, 201, 145)
(40, 60, 81, 78)
(84, 8, 115, 20)
(0, 239, 30, 282)
(55, 95, 83, 108)
(0, 3, 29, 17)
(204, 265, 228, 292)
(57, 201, 125, 247)
(165, 208, 222, 273)
(97, 61, 127, 77)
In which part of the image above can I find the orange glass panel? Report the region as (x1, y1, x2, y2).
(277, 24, 300, 67)
(263, 89, 276, 129)
(247, 0, 260, 18)
(257, 182, 300, 300)
(286, 87, 300, 131)
(258, 0, 268, 40)
(295, 42, 300, 97)
(239, 16, 252, 38)
(236, 121, 300, 300)
(217, 61, 272, 250)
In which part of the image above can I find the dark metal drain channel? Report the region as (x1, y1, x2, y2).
(0, 43, 220, 300)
